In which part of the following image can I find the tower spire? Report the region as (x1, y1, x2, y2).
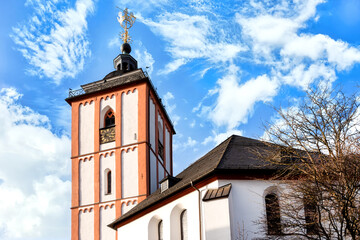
(117, 8, 136, 54)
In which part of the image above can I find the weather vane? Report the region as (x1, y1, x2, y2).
(117, 8, 136, 43)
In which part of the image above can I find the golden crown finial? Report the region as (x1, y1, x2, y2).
(117, 8, 136, 43)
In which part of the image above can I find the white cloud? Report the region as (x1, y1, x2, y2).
(174, 136, 198, 151)
(237, 0, 360, 87)
(162, 92, 180, 126)
(134, 47, 155, 75)
(163, 92, 175, 113)
(202, 129, 243, 146)
(141, 12, 245, 74)
(11, 0, 95, 84)
(158, 58, 188, 75)
(196, 64, 278, 130)
(108, 36, 121, 49)
(0, 88, 71, 239)
(115, 0, 168, 14)
(194, 0, 360, 131)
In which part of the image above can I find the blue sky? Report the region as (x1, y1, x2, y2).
(1, 0, 360, 239)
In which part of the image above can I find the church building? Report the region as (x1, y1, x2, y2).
(65, 9, 300, 240)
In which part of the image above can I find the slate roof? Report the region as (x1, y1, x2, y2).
(109, 135, 278, 229)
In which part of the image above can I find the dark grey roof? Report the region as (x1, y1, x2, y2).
(109, 135, 278, 229)
(65, 68, 175, 133)
(81, 69, 146, 94)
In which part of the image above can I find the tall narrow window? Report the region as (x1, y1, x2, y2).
(107, 170, 112, 194)
(105, 109, 115, 127)
(180, 210, 188, 240)
(158, 220, 163, 240)
(304, 197, 318, 235)
(158, 120, 164, 160)
(265, 193, 281, 235)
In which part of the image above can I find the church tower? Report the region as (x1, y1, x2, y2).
(66, 8, 175, 240)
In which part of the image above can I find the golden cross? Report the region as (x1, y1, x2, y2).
(117, 8, 136, 43)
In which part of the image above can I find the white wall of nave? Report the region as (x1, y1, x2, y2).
(203, 198, 231, 240)
(218, 179, 283, 240)
(79, 158, 94, 206)
(117, 180, 220, 240)
(121, 89, 138, 145)
(79, 101, 94, 155)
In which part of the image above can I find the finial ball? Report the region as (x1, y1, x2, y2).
(121, 42, 131, 54)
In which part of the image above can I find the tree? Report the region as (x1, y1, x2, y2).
(262, 88, 360, 239)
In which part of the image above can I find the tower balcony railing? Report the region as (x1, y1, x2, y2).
(68, 88, 85, 98)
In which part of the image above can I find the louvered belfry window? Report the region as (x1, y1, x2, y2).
(105, 109, 115, 127)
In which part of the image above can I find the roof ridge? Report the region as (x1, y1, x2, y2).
(213, 135, 234, 170)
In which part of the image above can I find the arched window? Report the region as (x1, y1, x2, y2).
(158, 220, 163, 240)
(104, 109, 115, 128)
(105, 169, 111, 195)
(180, 209, 188, 240)
(304, 196, 318, 235)
(158, 120, 164, 160)
(265, 193, 281, 235)
(107, 171, 111, 194)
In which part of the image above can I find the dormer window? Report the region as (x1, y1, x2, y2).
(160, 176, 180, 193)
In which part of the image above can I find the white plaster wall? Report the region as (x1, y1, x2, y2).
(150, 152, 157, 194)
(121, 200, 138, 215)
(116, 178, 287, 240)
(121, 148, 139, 198)
(79, 102, 94, 155)
(100, 95, 116, 128)
(79, 209, 94, 240)
(121, 90, 138, 145)
(165, 128, 171, 173)
(100, 205, 116, 240)
(79, 158, 94, 206)
(149, 98, 156, 151)
(203, 198, 231, 240)
(100, 141, 115, 151)
(117, 180, 220, 240)
(158, 163, 165, 184)
(218, 179, 283, 240)
(100, 153, 116, 202)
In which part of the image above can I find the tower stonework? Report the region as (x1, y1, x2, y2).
(66, 53, 175, 240)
